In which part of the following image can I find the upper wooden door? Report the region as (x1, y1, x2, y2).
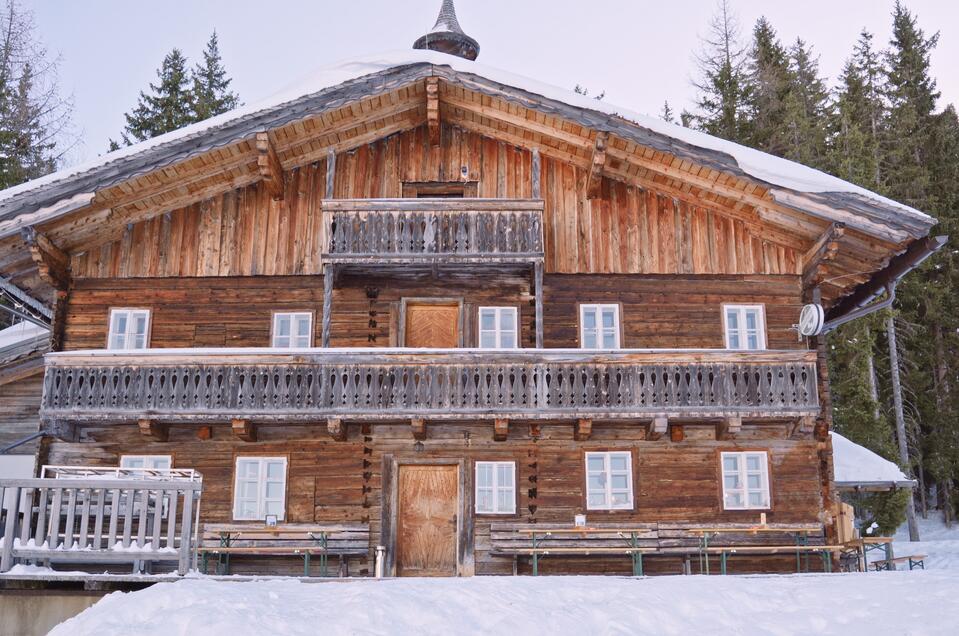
(404, 302, 460, 348)
(396, 464, 459, 576)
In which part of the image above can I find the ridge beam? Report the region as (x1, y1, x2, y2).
(255, 131, 285, 200)
(586, 132, 609, 199)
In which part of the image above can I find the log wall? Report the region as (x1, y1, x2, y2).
(70, 125, 801, 279)
(0, 372, 43, 454)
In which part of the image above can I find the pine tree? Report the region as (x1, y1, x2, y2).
(745, 17, 792, 154)
(191, 32, 239, 121)
(119, 49, 194, 144)
(780, 38, 830, 167)
(690, 0, 750, 142)
(661, 101, 675, 123)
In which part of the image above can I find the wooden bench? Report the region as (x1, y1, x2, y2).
(490, 523, 659, 575)
(871, 554, 926, 571)
(197, 523, 369, 577)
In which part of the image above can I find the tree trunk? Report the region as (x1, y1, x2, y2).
(864, 326, 881, 421)
(886, 314, 920, 541)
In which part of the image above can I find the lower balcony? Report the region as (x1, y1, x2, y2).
(39, 349, 819, 425)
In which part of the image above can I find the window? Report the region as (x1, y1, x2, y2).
(580, 304, 621, 349)
(723, 305, 766, 350)
(721, 452, 771, 510)
(272, 312, 313, 348)
(585, 451, 633, 510)
(475, 461, 516, 514)
(478, 307, 518, 349)
(233, 457, 288, 521)
(108, 309, 150, 350)
(120, 455, 172, 471)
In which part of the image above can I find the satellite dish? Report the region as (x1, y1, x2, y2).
(798, 303, 825, 337)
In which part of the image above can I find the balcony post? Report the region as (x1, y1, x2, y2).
(534, 261, 544, 349)
(322, 264, 334, 347)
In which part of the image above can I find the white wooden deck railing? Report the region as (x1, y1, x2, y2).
(321, 199, 544, 264)
(39, 348, 819, 422)
(0, 473, 202, 575)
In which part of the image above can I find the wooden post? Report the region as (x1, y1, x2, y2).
(322, 264, 334, 348)
(493, 418, 509, 442)
(178, 488, 195, 575)
(586, 132, 609, 200)
(325, 148, 336, 198)
(531, 148, 541, 199)
(534, 261, 544, 349)
(426, 77, 440, 146)
(574, 418, 593, 441)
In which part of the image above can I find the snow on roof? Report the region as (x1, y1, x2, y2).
(831, 431, 915, 489)
(0, 321, 48, 350)
(0, 49, 934, 227)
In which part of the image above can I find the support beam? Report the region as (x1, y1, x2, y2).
(138, 419, 168, 442)
(586, 132, 609, 199)
(648, 415, 668, 441)
(802, 223, 845, 288)
(232, 418, 257, 442)
(717, 415, 742, 441)
(327, 417, 347, 442)
(534, 261, 544, 349)
(20, 226, 70, 291)
(322, 264, 334, 347)
(493, 418, 509, 442)
(411, 418, 427, 441)
(255, 131, 285, 200)
(426, 77, 440, 146)
(531, 148, 541, 199)
(574, 418, 593, 441)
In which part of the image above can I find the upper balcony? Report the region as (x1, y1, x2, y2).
(39, 348, 819, 427)
(321, 198, 544, 267)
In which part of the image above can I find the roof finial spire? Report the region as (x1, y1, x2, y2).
(413, 0, 480, 61)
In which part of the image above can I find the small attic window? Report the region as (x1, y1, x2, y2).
(402, 181, 478, 198)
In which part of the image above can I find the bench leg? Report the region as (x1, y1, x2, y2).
(909, 558, 924, 571)
(304, 552, 311, 577)
(822, 551, 832, 573)
(532, 552, 538, 576)
(512, 555, 518, 576)
(339, 557, 349, 578)
(720, 551, 727, 575)
(631, 552, 643, 577)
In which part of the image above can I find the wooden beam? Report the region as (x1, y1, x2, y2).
(802, 223, 845, 287)
(255, 132, 284, 200)
(411, 418, 427, 441)
(232, 418, 256, 442)
(327, 417, 347, 441)
(326, 148, 336, 197)
(322, 264, 334, 347)
(493, 418, 509, 442)
(586, 132, 609, 199)
(574, 418, 593, 441)
(20, 227, 70, 291)
(426, 77, 440, 146)
(531, 148, 541, 199)
(196, 426, 213, 441)
(717, 415, 742, 441)
(670, 424, 685, 443)
(648, 415, 668, 441)
(534, 261, 544, 349)
(138, 418, 168, 442)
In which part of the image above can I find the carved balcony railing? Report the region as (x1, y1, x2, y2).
(40, 349, 819, 424)
(321, 199, 544, 265)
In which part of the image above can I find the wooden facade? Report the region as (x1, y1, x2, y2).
(0, 51, 938, 578)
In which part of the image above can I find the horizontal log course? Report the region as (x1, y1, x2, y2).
(322, 198, 544, 264)
(39, 348, 819, 423)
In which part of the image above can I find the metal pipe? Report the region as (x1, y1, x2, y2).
(822, 284, 896, 334)
(375, 545, 386, 577)
(0, 431, 44, 455)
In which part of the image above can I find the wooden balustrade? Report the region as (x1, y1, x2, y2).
(0, 475, 202, 575)
(40, 349, 819, 423)
(321, 199, 544, 264)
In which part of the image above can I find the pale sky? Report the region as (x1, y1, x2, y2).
(25, 0, 959, 166)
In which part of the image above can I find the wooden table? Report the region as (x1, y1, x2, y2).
(690, 525, 825, 575)
(515, 527, 655, 576)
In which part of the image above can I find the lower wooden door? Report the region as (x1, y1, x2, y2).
(396, 464, 458, 576)
(404, 301, 460, 347)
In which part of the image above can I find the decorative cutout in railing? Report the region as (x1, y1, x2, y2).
(322, 199, 544, 263)
(40, 350, 819, 422)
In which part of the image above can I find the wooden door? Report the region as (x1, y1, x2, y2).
(404, 302, 460, 347)
(396, 464, 458, 576)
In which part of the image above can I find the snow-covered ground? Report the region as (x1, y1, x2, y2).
(49, 571, 959, 636)
(887, 510, 959, 570)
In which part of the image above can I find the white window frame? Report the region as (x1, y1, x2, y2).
(474, 461, 516, 515)
(107, 308, 151, 350)
(120, 455, 172, 471)
(271, 311, 314, 349)
(585, 451, 634, 510)
(478, 307, 519, 349)
(579, 304, 621, 349)
(720, 451, 771, 510)
(232, 456, 288, 521)
(722, 304, 767, 350)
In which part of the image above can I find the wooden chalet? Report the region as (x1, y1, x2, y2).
(0, 1, 944, 579)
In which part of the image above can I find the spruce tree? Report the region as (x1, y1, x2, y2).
(119, 49, 194, 144)
(690, 0, 750, 142)
(780, 39, 830, 167)
(191, 31, 239, 121)
(745, 17, 792, 154)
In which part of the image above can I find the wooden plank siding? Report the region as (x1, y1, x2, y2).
(41, 421, 824, 576)
(70, 124, 800, 279)
(59, 273, 801, 352)
(0, 372, 43, 454)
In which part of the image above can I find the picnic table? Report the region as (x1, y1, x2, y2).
(841, 536, 895, 572)
(690, 525, 838, 575)
(514, 526, 657, 576)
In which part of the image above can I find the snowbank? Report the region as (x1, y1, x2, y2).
(51, 572, 959, 636)
(831, 432, 914, 489)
